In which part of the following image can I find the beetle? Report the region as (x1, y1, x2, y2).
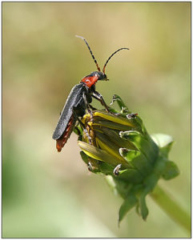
(53, 35, 129, 152)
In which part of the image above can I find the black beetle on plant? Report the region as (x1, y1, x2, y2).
(53, 36, 129, 152)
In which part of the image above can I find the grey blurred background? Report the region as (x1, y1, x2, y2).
(2, 2, 190, 238)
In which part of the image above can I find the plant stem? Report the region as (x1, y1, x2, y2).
(150, 185, 190, 233)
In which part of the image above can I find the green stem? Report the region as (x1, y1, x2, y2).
(150, 185, 190, 233)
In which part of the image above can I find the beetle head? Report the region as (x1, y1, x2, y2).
(95, 71, 108, 81)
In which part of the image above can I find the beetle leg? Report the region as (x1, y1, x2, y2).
(92, 91, 110, 112)
(82, 92, 90, 109)
(89, 104, 97, 110)
(82, 92, 94, 121)
(76, 118, 92, 144)
(73, 109, 92, 145)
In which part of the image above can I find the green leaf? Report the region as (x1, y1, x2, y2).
(139, 195, 149, 220)
(162, 161, 180, 180)
(119, 148, 153, 177)
(110, 94, 130, 113)
(115, 168, 144, 184)
(101, 127, 137, 150)
(119, 194, 138, 223)
(120, 131, 159, 165)
(152, 133, 174, 158)
(78, 141, 122, 166)
(160, 141, 174, 158)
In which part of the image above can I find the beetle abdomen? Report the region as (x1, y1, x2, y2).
(56, 116, 76, 152)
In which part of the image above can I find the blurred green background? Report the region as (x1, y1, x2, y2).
(2, 2, 190, 238)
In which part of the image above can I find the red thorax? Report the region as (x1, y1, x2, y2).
(81, 74, 99, 88)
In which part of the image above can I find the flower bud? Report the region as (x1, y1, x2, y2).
(76, 95, 179, 222)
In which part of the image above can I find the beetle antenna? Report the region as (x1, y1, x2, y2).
(102, 48, 129, 74)
(76, 35, 101, 72)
